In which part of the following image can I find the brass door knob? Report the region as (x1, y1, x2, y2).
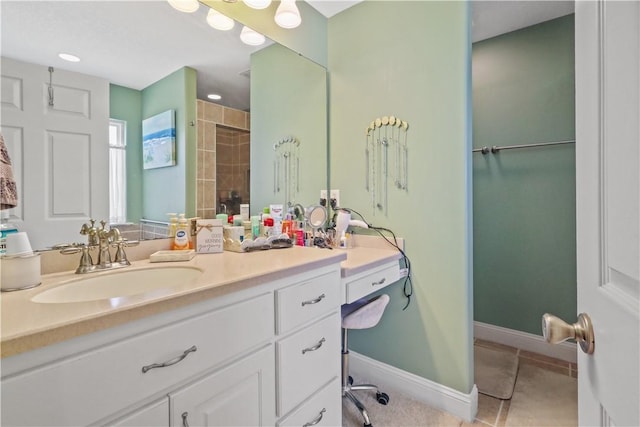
(542, 312, 595, 354)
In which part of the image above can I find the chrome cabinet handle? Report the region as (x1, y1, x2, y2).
(371, 277, 386, 286)
(303, 408, 326, 427)
(301, 293, 325, 306)
(141, 345, 197, 373)
(182, 412, 189, 427)
(302, 337, 326, 354)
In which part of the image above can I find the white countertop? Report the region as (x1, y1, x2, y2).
(1, 235, 403, 358)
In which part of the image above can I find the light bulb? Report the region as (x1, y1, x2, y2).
(206, 9, 235, 31)
(240, 26, 265, 46)
(275, 0, 301, 29)
(167, 0, 199, 13)
(243, 0, 272, 9)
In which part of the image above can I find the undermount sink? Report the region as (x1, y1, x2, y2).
(31, 266, 203, 304)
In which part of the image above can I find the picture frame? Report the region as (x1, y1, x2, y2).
(142, 109, 176, 169)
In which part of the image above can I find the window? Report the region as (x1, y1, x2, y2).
(109, 119, 127, 224)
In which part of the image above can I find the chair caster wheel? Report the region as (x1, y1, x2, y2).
(364, 424, 372, 427)
(348, 376, 354, 385)
(376, 392, 389, 405)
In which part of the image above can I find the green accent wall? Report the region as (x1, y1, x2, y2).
(109, 84, 143, 222)
(472, 15, 576, 335)
(250, 44, 328, 213)
(328, 1, 473, 394)
(141, 67, 197, 221)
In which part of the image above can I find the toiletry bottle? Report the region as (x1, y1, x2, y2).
(251, 216, 260, 240)
(173, 214, 190, 250)
(0, 219, 19, 255)
(167, 213, 178, 238)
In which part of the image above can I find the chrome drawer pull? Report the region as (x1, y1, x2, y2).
(303, 408, 326, 427)
(301, 293, 326, 306)
(182, 412, 190, 427)
(302, 337, 326, 354)
(141, 345, 197, 373)
(371, 277, 386, 286)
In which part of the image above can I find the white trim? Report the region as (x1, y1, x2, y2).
(474, 321, 577, 363)
(348, 351, 478, 423)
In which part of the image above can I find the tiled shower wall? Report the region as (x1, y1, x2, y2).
(196, 100, 250, 219)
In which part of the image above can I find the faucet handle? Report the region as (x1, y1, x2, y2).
(111, 238, 138, 265)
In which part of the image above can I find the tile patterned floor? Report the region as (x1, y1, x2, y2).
(465, 339, 578, 427)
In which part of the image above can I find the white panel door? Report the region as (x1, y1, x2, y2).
(575, 1, 640, 425)
(0, 57, 109, 249)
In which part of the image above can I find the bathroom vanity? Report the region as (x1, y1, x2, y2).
(1, 247, 347, 426)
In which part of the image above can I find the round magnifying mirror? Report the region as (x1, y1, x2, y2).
(306, 205, 327, 235)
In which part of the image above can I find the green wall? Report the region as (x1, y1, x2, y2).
(250, 44, 328, 213)
(141, 67, 197, 221)
(472, 15, 576, 336)
(328, 1, 473, 394)
(110, 67, 197, 223)
(110, 84, 143, 222)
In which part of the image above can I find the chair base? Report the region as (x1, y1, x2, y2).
(342, 376, 390, 426)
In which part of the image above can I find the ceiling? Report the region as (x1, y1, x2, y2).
(1, 1, 574, 112)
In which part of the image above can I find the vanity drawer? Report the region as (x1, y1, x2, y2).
(1, 292, 274, 426)
(276, 312, 341, 416)
(277, 378, 341, 427)
(344, 262, 400, 303)
(276, 271, 341, 334)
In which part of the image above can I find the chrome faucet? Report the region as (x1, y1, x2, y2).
(59, 219, 138, 274)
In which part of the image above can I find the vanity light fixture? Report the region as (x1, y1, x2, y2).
(206, 9, 235, 30)
(240, 26, 266, 46)
(167, 0, 199, 13)
(58, 53, 80, 62)
(243, 0, 272, 10)
(207, 94, 222, 100)
(274, 0, 301, 29)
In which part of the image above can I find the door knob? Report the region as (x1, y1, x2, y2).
(542, 312, 595, 354)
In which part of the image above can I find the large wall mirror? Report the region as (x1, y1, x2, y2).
(0, 1, 327, 250)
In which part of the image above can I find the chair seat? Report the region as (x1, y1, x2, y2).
(341, 294, 390, 330)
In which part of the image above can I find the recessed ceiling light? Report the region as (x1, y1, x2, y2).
(58, 53, 80, 62)
(208, 94, 222, 100)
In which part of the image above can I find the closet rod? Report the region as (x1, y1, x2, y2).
(473, 139, 575, 154)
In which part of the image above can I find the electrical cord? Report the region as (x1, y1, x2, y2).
(345, 208, 413, 310)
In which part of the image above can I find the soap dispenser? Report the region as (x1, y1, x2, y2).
(173, 214, 190, 250)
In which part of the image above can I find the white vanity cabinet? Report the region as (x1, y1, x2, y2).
(343, 261, 400, 304)
(274, 272, 342, 424)
(0, 262, 343, 427)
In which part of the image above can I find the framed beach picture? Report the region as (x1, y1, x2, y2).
(142, 109, 176, 169)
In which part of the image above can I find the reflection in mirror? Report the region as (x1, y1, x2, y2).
(0, 1, 327, 251)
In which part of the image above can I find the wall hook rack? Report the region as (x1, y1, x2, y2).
(364, 116, 409, 215)
(273, 136, 300, 207)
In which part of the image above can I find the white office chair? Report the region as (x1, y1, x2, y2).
(341, 294, 390, 427)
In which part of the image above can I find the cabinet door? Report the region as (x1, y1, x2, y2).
(107, 398, 169, 427)
(170, 345, 275, 427)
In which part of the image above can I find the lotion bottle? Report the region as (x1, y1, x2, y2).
(173, 214, 190, 250)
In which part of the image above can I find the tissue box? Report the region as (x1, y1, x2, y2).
(195, 219, 223, 253)
(223, 225, 245, 253)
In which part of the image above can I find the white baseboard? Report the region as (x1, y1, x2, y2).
(348, 351, 478, 423)
(474, 321, 577, 363)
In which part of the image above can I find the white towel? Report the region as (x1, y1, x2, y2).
(0, 134, 18, 210)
